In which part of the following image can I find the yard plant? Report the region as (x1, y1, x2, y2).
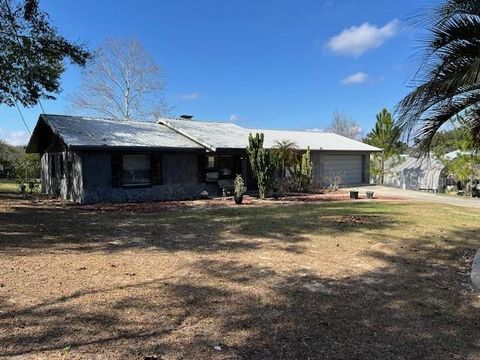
(246, 133, 276, 199)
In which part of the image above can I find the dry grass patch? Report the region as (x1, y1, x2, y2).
(0, 193, 479, 359)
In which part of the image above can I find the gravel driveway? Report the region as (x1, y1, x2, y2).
(346, 185, 480, 209)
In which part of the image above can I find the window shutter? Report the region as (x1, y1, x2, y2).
(198, 154, 206, 183)
(151, 153, 163, 185)
(111, 154, 123, 188)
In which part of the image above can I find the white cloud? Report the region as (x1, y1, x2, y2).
(305, 128, 324, 132)
(178, 93, 201, 101)
(229, 114, 240, 122)
(341, 72, 369, 85)
(327, 19, 400, 57)
(0, 128, 29, 146)
(323, 1, 333, 8)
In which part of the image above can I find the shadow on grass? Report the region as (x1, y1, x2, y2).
(0, 227, 478, 359)
(0, 196, 403, 254)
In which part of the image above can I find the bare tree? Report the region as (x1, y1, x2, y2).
(327, 111, 361, 139)
(68, 38, 168, 121)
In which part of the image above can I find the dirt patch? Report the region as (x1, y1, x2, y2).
(319, 214, 391, 225)
(0, 197, 479, 359)
(67, 191, 406, 214)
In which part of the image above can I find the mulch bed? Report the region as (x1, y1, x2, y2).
(69, 191, 406, 213)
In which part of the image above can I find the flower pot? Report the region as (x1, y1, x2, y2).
(349, 191, 359, 199)
(366, 191, 374, 199)
(234, 194, 243, 204)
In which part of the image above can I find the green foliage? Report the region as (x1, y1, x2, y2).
(0, 140, 40, 182)
(234, 174, 246, 197)
(365, 109, 405, 184)
(445, 153, 480, 196)
(281, 147, 313, 193)
(396, 0, 480, 152)
(300, 147, 313, 181)
(0, 0, 90, 107)
(272, 140, 297, 178)
(428, 129, 460, 157)
(246, 133, 275, 199)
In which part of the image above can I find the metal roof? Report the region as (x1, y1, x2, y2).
(27, 114, 203, 152)
(27, 114, 381, 153)
(159, 118, 381, 152)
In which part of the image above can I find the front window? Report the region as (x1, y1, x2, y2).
(123, 155, 151, 186)
(204, 155, 236, 182)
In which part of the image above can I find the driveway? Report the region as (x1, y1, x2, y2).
(345, 185, 480, 209)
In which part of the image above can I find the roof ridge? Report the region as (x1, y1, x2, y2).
(159, 117, 237, 125)
(44, 113, 157, 124)
(245, 127, 339, 135)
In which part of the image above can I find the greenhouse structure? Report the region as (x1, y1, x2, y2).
(383, 156, 448, 193)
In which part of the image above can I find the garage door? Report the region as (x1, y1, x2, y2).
(323, 154, 363, 185)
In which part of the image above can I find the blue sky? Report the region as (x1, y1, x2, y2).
(0, 0, 434, 145)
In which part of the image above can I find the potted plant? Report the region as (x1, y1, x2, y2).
(349, 188, 359, 199)
(234, 174, 246, 204)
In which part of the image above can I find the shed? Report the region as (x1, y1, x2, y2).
(383, 156, 447, 192)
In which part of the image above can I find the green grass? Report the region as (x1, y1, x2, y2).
(0, 178, 41, 193)
(0, 179, 19, 193)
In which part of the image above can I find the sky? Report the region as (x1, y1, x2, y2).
(0, 0, 435, 145)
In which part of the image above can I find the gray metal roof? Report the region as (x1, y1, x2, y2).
(27, 114, 381, 153)
(159, 118, 381, 152)
(27, 114, 203, 151)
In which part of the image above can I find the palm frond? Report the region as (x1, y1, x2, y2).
(396, 0, 480, 152)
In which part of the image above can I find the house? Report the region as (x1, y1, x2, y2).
(26, 114, 380, 203)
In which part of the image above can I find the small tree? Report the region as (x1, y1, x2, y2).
(442, 124, 480, 196)
(272, 139, 297, 178)
(327, 111, 361, 139)
(246, 133, 275, 199)
(364, 109, 405, 184)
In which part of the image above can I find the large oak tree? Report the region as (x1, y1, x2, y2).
(0, 0, 90, 107)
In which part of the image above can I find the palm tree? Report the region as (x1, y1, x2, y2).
(397, 0, 480, 153)
(272, 140, 298, 178)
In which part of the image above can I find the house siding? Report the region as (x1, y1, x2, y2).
(41, 146, 83, 202)
(40, 148, 372, 204)
(80, 151, 216, 204)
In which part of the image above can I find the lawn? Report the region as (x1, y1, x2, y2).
(0, 179, 19, 193)
(0, 194, 479, 359)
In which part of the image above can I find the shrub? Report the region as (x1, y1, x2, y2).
(234, 174, 246, 197)
(323, 170, 343, 192)
(285, 147, 313, 192)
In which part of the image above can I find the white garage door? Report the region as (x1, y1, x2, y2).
(323, 154, 363, 185)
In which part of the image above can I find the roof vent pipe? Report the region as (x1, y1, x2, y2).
(180, 115, 193, 120)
